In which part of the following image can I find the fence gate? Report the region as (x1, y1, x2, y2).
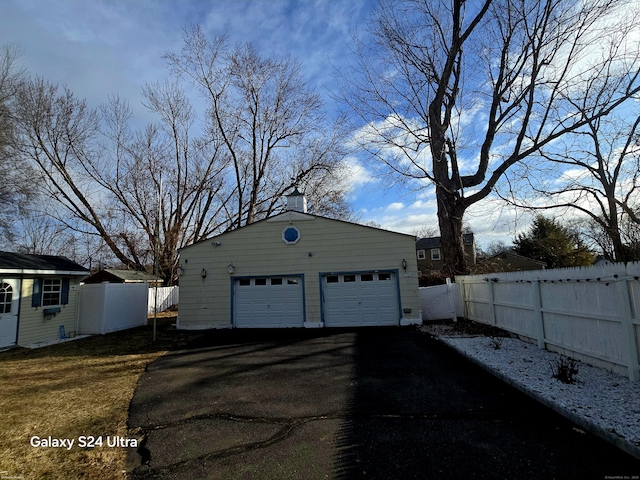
(420, 280, 463, 322)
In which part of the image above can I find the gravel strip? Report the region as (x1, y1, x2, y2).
(419, 324, 640, 460)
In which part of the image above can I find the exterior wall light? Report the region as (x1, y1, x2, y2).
(177, 267, 185, 276)
(227, 264, 235, 274)
(401, 258, 408, 271)
(201, 268, 207, 279)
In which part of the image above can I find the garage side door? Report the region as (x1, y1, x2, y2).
(322, 272, 399, 327)
(234, 277, 304, 328)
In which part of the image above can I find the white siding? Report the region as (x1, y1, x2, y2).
(17, 277, 80, 346)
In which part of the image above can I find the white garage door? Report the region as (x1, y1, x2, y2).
(233, 276, 304, 328)
(322, 272, 400, 327)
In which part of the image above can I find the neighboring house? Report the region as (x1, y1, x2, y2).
(0, 252, 89, 349)
(178, 190, 421, 329)
(416, 233, 476, 275)
(83, 268, 163, 287)
(479, 249, 547, 272)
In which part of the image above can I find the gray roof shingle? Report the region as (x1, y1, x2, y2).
(0, 251, 88, 273)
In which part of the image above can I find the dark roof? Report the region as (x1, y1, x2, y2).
(83, 269, 160, 284)
(488, 249, 547, 265)
(416, 233, 475, 249)
(287, 188, 304, 196)
(0, 251, 89, 273)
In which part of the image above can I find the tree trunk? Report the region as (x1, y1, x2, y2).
(436, 185, 468, 276)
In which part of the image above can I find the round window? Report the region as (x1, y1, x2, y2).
(282, 226, 300, 245)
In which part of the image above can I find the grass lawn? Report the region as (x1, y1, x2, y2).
(0, 312, 204, 479)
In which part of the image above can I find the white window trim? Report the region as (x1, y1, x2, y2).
(431, 248, 441, 261)
(417, 249, 426, 260)
(42, 278, 62, 307)
(282, 226, 301, 245)
(0, 282, 12, 314)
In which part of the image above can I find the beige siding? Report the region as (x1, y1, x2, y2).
(179, 213, 420, 328)
(17, 277, 80, 345)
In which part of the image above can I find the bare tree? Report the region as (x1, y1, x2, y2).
(0, 44, 35, 241)
(98, 86, 231, 283)
(9, 29, 352, 283)
(339, 0, 640, 274)
(10, 76, 229, 283)
(575, 208, 640, 262)
(501, 108, 640, 262)
(165, 26, 350, 228)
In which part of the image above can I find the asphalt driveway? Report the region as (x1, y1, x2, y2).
(127, 327, 640, 479)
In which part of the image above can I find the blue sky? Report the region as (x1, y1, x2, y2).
(1, 0, 530, 249)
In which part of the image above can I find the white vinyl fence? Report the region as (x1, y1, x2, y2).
(77, 283, 148, 335)
(456, 262, 640, 381)
(420, 280, 463, 322)
(148, 286, 179, 314)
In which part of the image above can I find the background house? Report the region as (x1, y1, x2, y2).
(83, 268, 163, 287)
(178, 191, 421, 329)
(477, 249, 547, 272)
(0, 252, 88, 348)
(416, 233, 476, 277)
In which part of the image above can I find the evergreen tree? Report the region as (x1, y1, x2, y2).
(513, 216, 594, 269)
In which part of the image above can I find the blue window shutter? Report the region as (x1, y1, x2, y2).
(32, 278, 43, 307)
(61, 278, 70, 305)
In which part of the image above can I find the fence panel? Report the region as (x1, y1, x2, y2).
(148, 286, 179, 314)
(78, 283, 148, 334)
(420, 281, 463, 321)
(456, 262, 640, 381)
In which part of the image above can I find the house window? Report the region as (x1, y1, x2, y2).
(360, 274, 374, 282)
(326, 275, 339, 283)
(344, 274, 356, 283)
(282, 226, 301, 245)
(0, 282, 12, 314)
(42, 279, 62, 306)
(270, 278, 283, 285)
(255, 278, 267, 286)
(417, 250, 426, 260)
(431, 248, 441, 261)
(378, 272, 392, 281)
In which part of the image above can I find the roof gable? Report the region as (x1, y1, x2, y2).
(183, 211, 415, 251)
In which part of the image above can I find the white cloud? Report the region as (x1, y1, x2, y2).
(339, 156, 378, 199)
(385, 202, 404, 212)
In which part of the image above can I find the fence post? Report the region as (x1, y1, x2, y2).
(616, 280, 640, 382)
(532, 281, 546, 349)
(487, 280, 496, 326)
(446, 278, 457, 322)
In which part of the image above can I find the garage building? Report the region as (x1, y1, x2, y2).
(178, 191, 421, 329)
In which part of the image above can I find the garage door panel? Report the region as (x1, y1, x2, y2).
(323, 272, 399, 327)
(234, 277, 304, 328)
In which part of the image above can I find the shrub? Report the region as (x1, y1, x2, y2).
(551, 357, 580, 384)
(489, 335, 504, 350)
